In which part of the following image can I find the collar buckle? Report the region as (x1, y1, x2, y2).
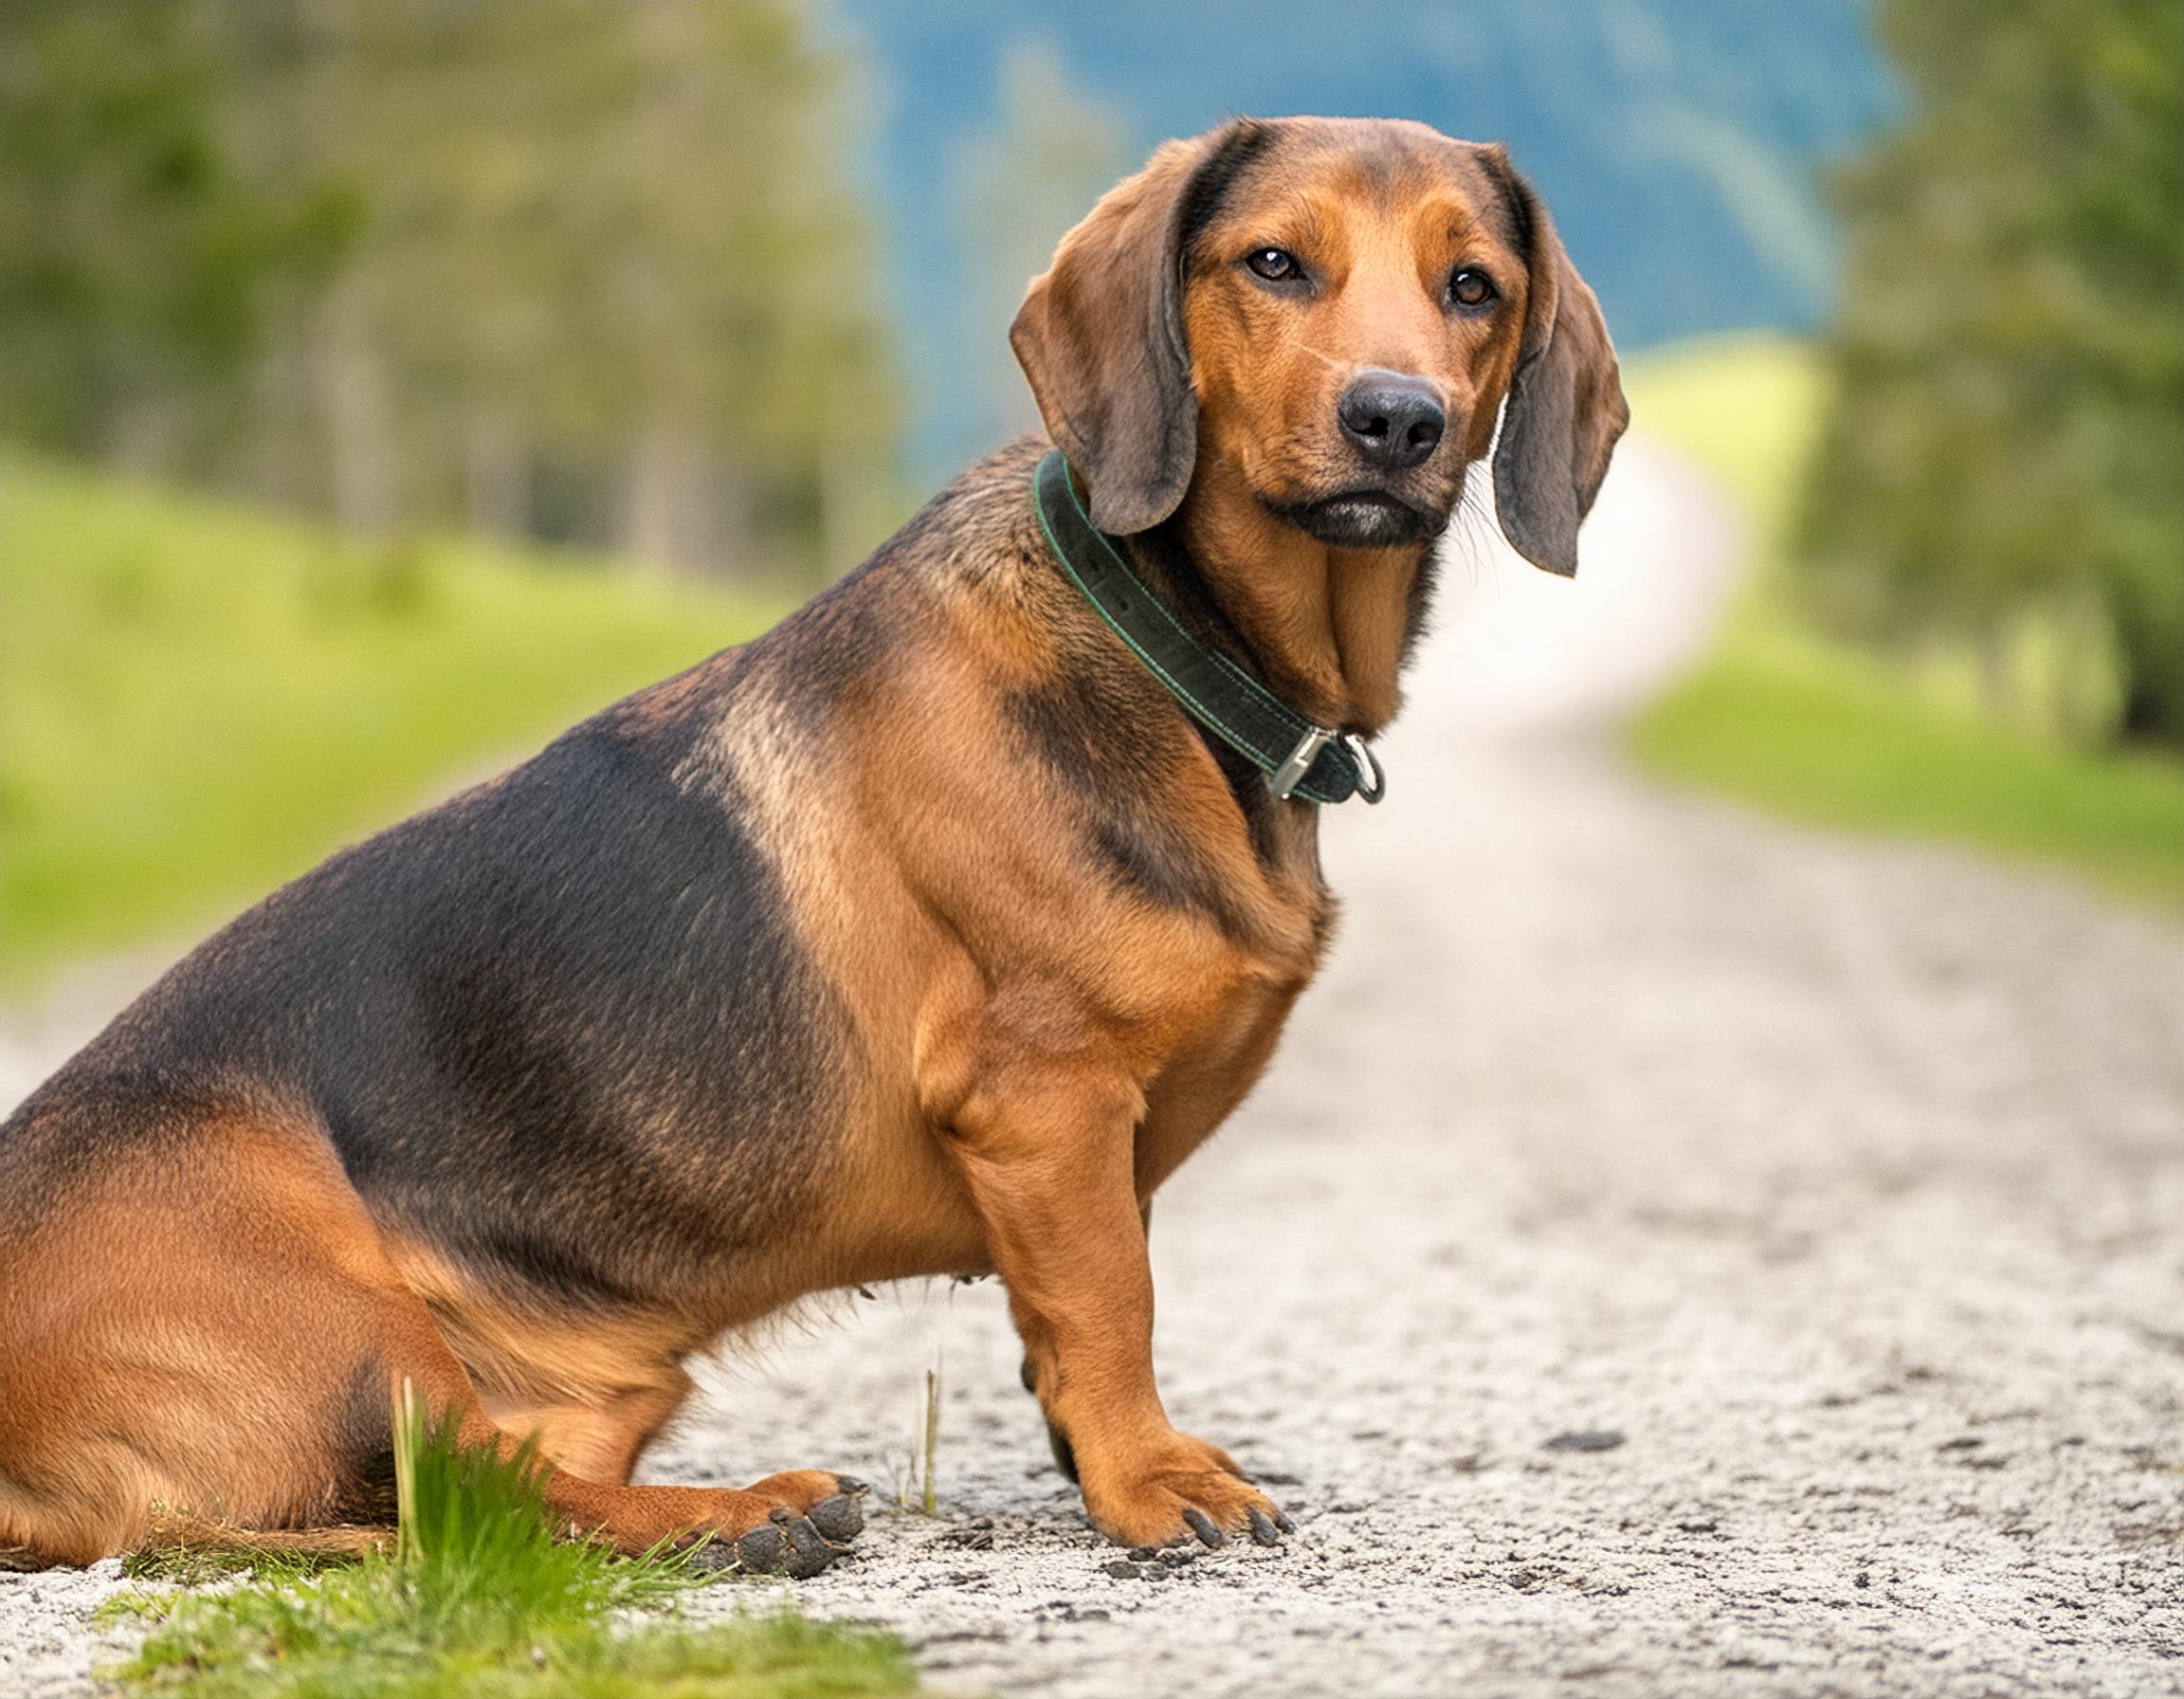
(1266, 725, 1335, 801)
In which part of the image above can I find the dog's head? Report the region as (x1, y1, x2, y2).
(1011, 117, 1628, 575)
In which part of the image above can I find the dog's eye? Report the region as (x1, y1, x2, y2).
(1246, 247, 1301, 282)
(1448, 267, 1497, 308)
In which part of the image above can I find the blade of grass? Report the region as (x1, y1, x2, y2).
(920, 1364, 940, 1519)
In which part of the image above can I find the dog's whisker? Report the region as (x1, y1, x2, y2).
(1289, 339, 1350, 375)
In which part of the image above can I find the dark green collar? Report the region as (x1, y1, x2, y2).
(1030, 449, 1385, 807)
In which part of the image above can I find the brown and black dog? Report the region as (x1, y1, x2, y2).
(0, 117, 1624, 1572)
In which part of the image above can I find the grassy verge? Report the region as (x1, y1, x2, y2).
(1, 453, 785, 991)
(101, 1393, 918, 1699)
(1622, 336, 2184, 907)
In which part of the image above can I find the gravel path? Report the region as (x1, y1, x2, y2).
(6, 439, 2181, 1698)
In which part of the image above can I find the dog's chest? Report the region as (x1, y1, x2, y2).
(1130, 933, 1319, 1198)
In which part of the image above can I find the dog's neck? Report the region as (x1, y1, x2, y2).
(1145, 456, 1437, 739)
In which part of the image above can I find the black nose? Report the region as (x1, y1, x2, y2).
(1338, 371, 1447, 469)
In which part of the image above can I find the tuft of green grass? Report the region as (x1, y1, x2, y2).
(0, 452, 785, 992)
(103, 1388, 919, 1699)
(386, 1381, 694, 1631)
(1622, 337, 2184, 908)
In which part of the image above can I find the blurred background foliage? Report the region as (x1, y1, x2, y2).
(0, 0, 2177, 984)
(0, 0, 899, 579)
(1798, 0, 2183, 748)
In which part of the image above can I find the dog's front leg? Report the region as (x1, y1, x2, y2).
(937, 1054, 1287, 1549)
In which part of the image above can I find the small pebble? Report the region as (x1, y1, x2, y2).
(1542, 1429, 1626, 1453)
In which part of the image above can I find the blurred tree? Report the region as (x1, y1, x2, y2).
(243, 0, 899, 576)
(0, 1, 353, 473)
(2, 0, 899, 582)
(1798, 0, 2183, 744)
(953, 42, 1131, 461)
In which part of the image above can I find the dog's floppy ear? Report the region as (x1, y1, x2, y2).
(1011, 122, 1257, 536)
(1489, 158, 1629, 577)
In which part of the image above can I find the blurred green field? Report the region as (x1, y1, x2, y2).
(1, 454, 780, 991)
(1623, 337, 2184, 908)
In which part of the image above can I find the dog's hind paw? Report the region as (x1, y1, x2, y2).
(686, 1508, 842, 1580)
(685, 1470, 867, 1579)
(807, 1482, 867, 1544)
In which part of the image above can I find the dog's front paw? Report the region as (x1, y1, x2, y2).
(1081, 1433, 1294, 1550)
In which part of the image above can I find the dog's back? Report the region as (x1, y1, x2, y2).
(7, 674, 842, 1291)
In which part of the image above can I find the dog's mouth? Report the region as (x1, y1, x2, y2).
(1261, 487, 1446, 548)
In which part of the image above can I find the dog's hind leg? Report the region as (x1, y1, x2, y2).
(478, 1382, 696, 1489)
(0, 1107, 856, 1573)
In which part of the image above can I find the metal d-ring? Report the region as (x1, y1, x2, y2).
(1342, 732, 1386, 804)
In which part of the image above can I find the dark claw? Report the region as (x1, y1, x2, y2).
(1182, 1507, 1226, 1549)
(1275, 1508, 1296, 1534)
(1247, 1508, 1282, 1547)
(1046, 1421, 1080, 1485)
(809, 1493, 864, 1544)
(735, 1524, 785, 1571)
(776, 1513, 837, 1579)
